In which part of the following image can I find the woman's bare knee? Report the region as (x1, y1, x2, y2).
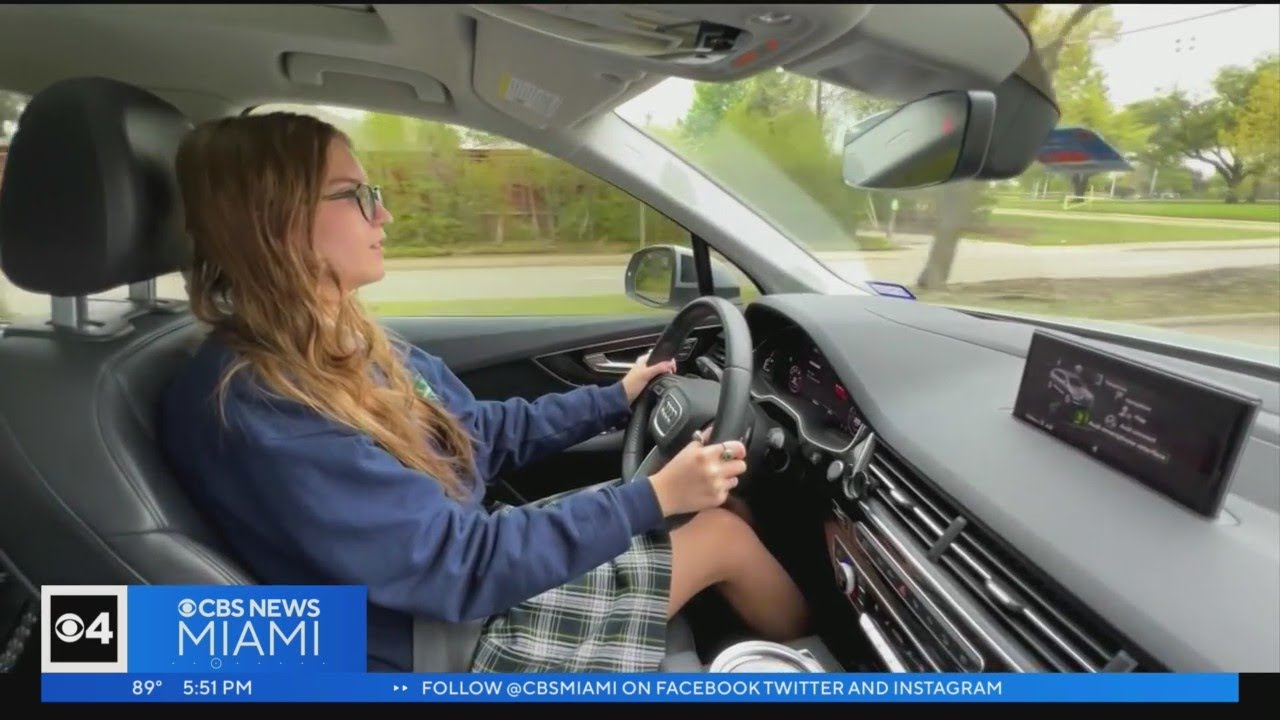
(668, 507, 758, 616)
(687, 508, 755, 578)
(668, 506, 810, 640)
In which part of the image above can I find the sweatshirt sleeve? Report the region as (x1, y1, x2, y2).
(225, 395, 665, 623)
(408, 347, 633, 481)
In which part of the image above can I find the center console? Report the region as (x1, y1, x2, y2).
(825, 493, 1009, 672)
(817, 427, 1138, 674)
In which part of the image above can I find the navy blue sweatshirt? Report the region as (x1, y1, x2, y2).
(157, 335, 665, 672)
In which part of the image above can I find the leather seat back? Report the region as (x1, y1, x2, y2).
(0, 77, 253, 589)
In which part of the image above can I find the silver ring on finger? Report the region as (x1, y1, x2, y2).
(720, 443, 735, 462)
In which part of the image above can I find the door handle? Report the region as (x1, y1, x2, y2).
(584, 352, 643, 374)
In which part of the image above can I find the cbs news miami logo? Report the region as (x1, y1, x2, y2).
(41, 586, 129, 673)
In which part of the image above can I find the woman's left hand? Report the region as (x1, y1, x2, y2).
(621, 353, 678, 405)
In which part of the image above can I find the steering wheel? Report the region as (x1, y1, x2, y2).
(621, 296, 756, 523)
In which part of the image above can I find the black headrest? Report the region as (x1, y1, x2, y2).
(0, 77, 192, 296)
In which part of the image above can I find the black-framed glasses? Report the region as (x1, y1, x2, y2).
(322, 183, 384, 223)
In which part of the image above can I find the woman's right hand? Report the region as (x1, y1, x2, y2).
(648, 437, 748, 517)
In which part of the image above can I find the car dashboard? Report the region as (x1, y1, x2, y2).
(720, 294, 1280, 674)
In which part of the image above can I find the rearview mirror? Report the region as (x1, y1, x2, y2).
(842, 89, 996, 190)
(624, 245, 740, 310)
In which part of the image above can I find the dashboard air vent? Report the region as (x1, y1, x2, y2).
(707, 331, 726, 367)
(865, 442, 1133, 673)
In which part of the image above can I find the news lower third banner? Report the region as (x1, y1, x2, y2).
(39, 585, 1240, 703)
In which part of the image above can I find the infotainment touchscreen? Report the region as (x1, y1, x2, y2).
(1013, 331, 1259, 518)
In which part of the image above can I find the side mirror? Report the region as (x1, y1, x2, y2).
(624, 245, 741, 310)
(842, 89, 996, 189)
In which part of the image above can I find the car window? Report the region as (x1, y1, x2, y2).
(1, 96, 761, 323)
(0, 88, 27, 324)
(248, 104, 759, 317)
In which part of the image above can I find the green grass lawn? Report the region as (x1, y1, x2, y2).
(383, 233, 898, 259)
(365, 285, 761, 317)
(383, 239, 642, 259)
(994, 196, 1280, 223)
(366, 294, 669, 316)
(917, 265, 1280, 321)
(972, 215, 1279, 245)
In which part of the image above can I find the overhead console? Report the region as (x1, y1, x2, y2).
(467, 4, 872, 83)
(464, 4, 870, 130)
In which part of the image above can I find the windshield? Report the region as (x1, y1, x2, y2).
(617, 4, 1280, 363)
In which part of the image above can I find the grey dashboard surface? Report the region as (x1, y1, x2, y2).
(748, 294, 1280, 672)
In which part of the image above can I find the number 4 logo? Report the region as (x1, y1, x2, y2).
(84, 611, 114, 644)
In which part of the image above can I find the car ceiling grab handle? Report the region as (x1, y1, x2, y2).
(283, 53, 449, 104)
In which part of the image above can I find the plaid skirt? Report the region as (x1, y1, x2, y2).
(469, 496, 673, 673)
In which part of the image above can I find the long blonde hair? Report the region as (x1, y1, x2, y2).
(175, 112, 476, 499)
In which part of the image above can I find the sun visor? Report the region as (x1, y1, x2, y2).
(471, 16, 650, 130)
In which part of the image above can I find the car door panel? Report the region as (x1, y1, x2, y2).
(383, 316, 666, 500)
(384, 316, 666, 385)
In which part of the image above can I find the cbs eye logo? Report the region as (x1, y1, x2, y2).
(42, 586, 129, 672)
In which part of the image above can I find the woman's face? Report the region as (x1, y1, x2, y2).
(312, 138, 393, 294)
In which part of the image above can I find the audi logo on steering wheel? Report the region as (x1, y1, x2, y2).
(654, 394, 682, 436)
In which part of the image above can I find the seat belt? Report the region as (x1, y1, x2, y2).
(412, 617, 486, 672)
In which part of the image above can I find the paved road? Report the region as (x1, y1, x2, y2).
(820, 238, 1280, 286)
(4, 238, 1278, 315)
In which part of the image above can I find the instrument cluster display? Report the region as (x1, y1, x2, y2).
(762, 342, 863, 438)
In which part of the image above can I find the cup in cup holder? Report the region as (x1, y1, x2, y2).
(708, 640, 827, 672)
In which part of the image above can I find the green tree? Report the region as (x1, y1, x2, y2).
(353, 114, 470, 251)
(1226, 63, 1280, 199)
(1132, 54, 1279, 202)
(682, 82, 746, 139)
(353, 112, 420, 151)
(737, 69, 815, 118)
